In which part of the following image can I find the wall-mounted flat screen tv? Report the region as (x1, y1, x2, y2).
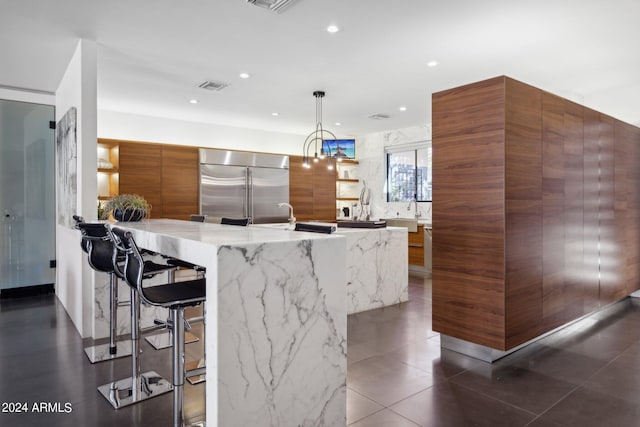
(323, 139, 356, 159)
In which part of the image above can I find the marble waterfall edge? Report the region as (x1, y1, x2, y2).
(215, 237, 346, 427)
(345, 227, 408, 314)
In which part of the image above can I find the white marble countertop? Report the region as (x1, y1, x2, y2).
(254, 222, 408, 234)
(113, 218, 343, 245)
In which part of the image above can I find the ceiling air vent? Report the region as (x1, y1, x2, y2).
(246, 0, 299, 13)
(368, 114, 390, 120)
(198, 80, 229, 91)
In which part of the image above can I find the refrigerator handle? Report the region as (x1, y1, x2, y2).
(247, 167, 252, 222)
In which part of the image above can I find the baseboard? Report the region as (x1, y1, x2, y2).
(0, 283, 54, 299)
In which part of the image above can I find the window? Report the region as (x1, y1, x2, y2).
(386, 142, 432, 202)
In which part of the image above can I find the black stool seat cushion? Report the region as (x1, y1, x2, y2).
(143, 278, 206, 308)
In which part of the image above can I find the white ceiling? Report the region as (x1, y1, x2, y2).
(1, 0, 639, 137)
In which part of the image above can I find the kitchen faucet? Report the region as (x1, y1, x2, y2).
(407, 197, 422, 219)
(277, 203, 296, 226)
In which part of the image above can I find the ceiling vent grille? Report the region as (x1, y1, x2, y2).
(246, 0, 299, 13)
(368, 113, 390, 120)
(198, 80, 229, 91)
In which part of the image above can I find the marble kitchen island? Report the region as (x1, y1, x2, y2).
(256, 223, 409, 314)
(114, 219, 346, 427)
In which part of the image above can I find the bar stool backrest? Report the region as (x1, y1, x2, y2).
(107, 226, 143, 288)
(109, 226, 204, 308)
(220, 217, 250, 226)
(73, 215, 90, 254)
(77, 222, 116, 273)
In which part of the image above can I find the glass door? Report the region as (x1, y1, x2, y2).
(0, 99, 55, 289)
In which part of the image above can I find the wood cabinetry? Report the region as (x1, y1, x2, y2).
(289, 155, 336, 222)
(100, 139, 199, 220)
(432, 76, 640, 351)
(408, 226, 425, 267)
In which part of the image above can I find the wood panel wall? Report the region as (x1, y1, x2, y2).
(113, 140, 199, 220)
(289, 155, 336, 222)
(432, 77, 507, 349)
(432, 76, 640, 351)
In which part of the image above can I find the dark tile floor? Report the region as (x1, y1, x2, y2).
(347, 276, 640, 427)
(2, 276, 640, 426)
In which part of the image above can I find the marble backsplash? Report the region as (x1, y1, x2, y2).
(356, 124, 433, 222)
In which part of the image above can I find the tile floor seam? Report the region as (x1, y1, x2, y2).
(521, 384, 583, 427)
(443, 377, 543, 418)
(384, 405, 426, 426)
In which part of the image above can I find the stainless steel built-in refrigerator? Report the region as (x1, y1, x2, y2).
(199, 149, 290, 224)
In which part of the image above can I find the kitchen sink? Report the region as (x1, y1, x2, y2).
(382, 218, 419, 232)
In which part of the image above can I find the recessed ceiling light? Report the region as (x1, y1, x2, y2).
(427, 60, 439, 68)
(239, 73, 251, 79)
(189, 99, 199, 104)
(399, 106, 407, 112)
(326, 25, 340, 33)
(272, 112, 279, 116)
(335, 122, 342, 126)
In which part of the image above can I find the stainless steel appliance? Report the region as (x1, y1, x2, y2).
(199, 149, 289, 224)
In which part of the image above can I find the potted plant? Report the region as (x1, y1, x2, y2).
(100, 194, 151, 221)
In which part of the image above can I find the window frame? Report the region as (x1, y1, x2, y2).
(384, 140, 432, 203)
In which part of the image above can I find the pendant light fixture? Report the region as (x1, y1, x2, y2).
(302, 91, 340, 170)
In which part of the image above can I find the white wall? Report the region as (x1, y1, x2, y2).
(357, 124, 432, 222)
(0, 87, 54, 105)
(98, 110, 304, 154)
(55, 39, 97, 338)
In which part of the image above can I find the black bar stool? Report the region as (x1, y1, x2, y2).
(94, 224, 177, 409)
(145, 215, 205, 350)
(75, 217, 132, 363)
(220, 217, 250, 226)
(109, 225, 206, 427)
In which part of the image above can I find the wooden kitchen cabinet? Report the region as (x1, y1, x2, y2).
(408, 226, 425, 267)
(100, 139, 199, 220)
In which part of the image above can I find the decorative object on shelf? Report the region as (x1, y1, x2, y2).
(100, 194, 151, 221)
(302, 91, 340, 171)
(343, 170, 349, 179)
(359, 180, 371, 221)
(97, 158, 114, 169)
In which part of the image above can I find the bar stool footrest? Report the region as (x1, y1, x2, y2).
(145, 331, 199, 350)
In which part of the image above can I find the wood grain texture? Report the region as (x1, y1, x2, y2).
(408, 227, 425, 266)
(161, 146, 199, 220)
(598, 114, 619, 304)
(112, 140, 200, 220)
(504, 78, 543, 348)
(288, 155, 316, 221)
(118, 141, 163, 218)
(582, 109, 601, 313)
(289, 155, 336, 222)
(433, 75, 640, 352)
(432, 76, 507, 349)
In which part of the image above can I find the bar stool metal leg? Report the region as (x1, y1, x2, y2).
(97, 288, 173, 409)
(145, 269, 199, 350)
(172, 307, 186, 427)
(84, 272, 132, 363)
